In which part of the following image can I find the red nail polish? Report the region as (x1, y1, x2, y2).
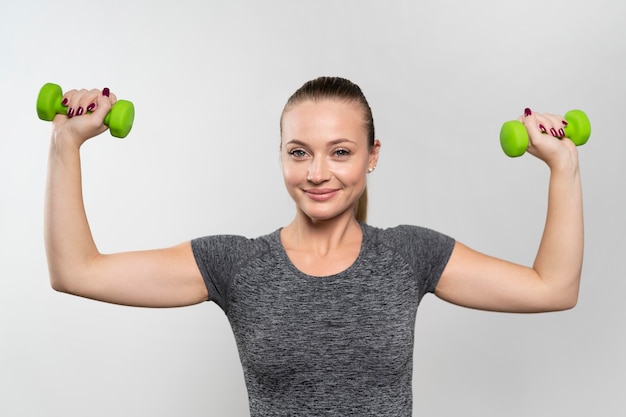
(67, 108, 75, 118)
(550, 128, 558, 137)
(562, 120, 568, 126)
(539, 124, 547, 133)
(559, 128, 565, 137)
(76, 107, 84, 116)
(524, 108, 532, 117)
(87, 103, 96, 112)
(102, 87, 110, 97)
(62, 98, 69, 106)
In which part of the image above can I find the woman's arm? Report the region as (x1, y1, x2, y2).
(45, 87, 207, 307)
(435, 109, 583, 313)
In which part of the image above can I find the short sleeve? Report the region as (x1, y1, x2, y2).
(191, 235, 261, 311)
(379, 225, 455, 297)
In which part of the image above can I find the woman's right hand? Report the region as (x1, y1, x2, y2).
(51, 87, 117, 148)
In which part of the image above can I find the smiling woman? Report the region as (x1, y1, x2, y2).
(280, 99, 379, 224)
(280, 76, 378, 224)
(44, 76, 583, 416)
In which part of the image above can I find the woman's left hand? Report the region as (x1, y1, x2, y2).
(520, 109, 579, 172)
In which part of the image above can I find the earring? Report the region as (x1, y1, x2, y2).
(367, 166, 376, 173)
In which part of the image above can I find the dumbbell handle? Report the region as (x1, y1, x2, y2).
(500, 110, 591, 157)
(36, 83, 135, 138)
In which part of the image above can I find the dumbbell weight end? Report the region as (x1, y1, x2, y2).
(563, 109, 591, 147)
(36, 83, 66, 122)
(499, 121, 528, 158)
(103, 100, 135, 138)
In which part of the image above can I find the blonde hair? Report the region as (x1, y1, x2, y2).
(280, 77, 376, 223)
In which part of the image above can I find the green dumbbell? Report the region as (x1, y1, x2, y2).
(36, 83, 135, 138)
(499, 110, 591, 157)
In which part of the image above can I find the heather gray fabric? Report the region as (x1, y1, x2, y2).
(191, 223, 455, 416)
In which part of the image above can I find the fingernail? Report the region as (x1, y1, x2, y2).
(67, 108, 75, 118)
(87, 103, 96, 112)
(562, 120, 568, 126)
(76, 106, 84, 116)
(102, 87, 110, 97)
(524, 108, 532, 117)
(62, 98, 69, 106)
(550, 128, 558, 137)
(559, 128, 565, 137)
(539, 124, 547, 133)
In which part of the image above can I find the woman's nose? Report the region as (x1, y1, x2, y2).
(307, 158, 330, 184)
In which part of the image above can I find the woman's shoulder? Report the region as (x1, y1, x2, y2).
(362, 223, 455, 253)
(363, 222, 450, 239)
(191, 229, 280, 259)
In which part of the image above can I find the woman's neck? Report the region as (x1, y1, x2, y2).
(281, 211, 362, 257)
(280, 211, 364, 277)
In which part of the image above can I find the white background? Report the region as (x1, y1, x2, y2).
(1, 1, 624, 416)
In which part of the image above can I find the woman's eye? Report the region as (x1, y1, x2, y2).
(288, 149, 307, 158)
(334, 149, 350, 157)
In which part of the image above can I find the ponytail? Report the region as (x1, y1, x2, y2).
(354, 187, 368, 223)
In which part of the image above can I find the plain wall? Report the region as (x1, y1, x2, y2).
(1, 0, 624, 415)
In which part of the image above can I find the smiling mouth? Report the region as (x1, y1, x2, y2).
(304, 189, 339, 201)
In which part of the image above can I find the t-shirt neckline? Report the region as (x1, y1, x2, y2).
(274, 222, 369, 280)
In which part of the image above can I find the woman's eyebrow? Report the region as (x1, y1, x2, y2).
(285, 138, 356, 147)
(284, 139, 307, 147)
(327, 138, 356, 146)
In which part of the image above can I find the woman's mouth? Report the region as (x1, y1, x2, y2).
(304, 188, 339, 201)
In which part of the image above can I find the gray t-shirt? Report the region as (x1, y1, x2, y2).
(191, 223, 455, 416)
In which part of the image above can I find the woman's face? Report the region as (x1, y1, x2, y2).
(280, 99, 380, 222)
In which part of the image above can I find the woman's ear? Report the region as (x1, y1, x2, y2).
(369, 139, 381, 168)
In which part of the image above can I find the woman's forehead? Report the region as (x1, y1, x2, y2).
(281, 99, 365, 134)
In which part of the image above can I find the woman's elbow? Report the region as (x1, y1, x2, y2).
(544, 285, 580, 312)
(558, 292, 579, 311)
(47, 256, 98, 296)
(49, 272, 70, 294)
(547, 298, 577, 312)
(48, 268, 83, 296)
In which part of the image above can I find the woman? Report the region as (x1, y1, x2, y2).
(45, 77, 583, 416)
